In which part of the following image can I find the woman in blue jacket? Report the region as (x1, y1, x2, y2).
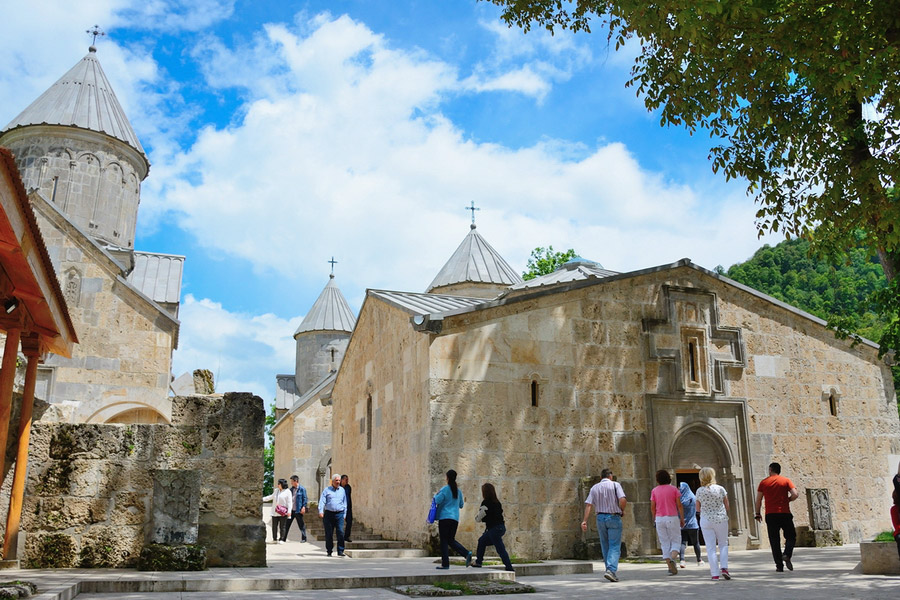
(434, 469, 472, 569)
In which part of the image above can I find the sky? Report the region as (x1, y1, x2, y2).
(0, 0, 780, 402)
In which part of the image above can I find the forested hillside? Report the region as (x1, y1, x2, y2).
(722, 236, 899, 397)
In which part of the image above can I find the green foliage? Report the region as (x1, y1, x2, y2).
(486, 0, 900, 340)
(874, 530, 896, 542)
(262, 401, 276, 496)
(522, 246, 577, 280)
(26, 534, 76, 568)
(724, 235, 899, 392)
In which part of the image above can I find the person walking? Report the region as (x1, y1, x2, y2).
(263, 478, 292, 544)
(582, 468, 627, 582)
(287, 475, 308, 543)
(650, 470, 685, 575)
(433, 469, 472, 569)
(754, 462, 799, 572)
(341, 474, 353, 543)
(696, 467, 730, 580)
(471, 483, 514, 572)
(678, 482, 702, 568)
(318, 473, 348, 557)
(891, 489, 900, 560)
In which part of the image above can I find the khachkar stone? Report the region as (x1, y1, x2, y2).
(139, 469, 207, 570)
(797, 488, 842, 547)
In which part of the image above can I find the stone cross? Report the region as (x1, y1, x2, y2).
(806, 488, 833, 531)
(148, 470, 200, 545)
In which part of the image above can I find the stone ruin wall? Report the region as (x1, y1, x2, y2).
(18, 392, 266, 568)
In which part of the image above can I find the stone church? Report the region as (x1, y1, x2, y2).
(0, 46, 183, 424)
(278, 220, 897, 559)
(273, 272, 356, 497)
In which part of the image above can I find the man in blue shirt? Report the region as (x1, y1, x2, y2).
(318, 473, 348, 556)
(288, 475, 308, 543)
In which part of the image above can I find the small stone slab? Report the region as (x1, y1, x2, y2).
(138, 544, 207, 571)
(392, 581, 535, 597)
(393, 584, 462, 597)
(0, 580, 37, 599)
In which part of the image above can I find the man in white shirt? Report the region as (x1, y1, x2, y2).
(582, 468, 627, 582)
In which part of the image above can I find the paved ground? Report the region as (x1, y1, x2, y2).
(28, 539, 900, 600)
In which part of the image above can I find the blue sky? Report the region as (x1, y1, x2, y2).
(0, 1, 777, 401)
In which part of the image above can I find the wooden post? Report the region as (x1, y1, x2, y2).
(0, 328, 22, 487)
(2, 342, 39, 560)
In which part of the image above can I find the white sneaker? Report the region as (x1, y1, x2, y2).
(680, 560, 686, 568)
(277, 540, 285, 544)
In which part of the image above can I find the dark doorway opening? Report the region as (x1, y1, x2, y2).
(676, 469, 704, 546)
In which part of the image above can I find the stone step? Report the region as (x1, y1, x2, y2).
(345, 540, 408, 549)
(71, 570, 514, 595)
(343, 548, 429, 559)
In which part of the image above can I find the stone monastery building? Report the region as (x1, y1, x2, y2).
(277, 222, 900, 559)
(0, 46, 183, 424)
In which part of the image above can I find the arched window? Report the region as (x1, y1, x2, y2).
(366, 395, 373, 450)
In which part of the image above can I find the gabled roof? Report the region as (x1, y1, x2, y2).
(128, 252, 184, 305)
(294, 275, 356, 336)
(275, 370, 336, 415)
(2, 47, 148, 167)
(509, 257, 618, 291)
(368, 289, 486, 316)
(426, 225, 522, 292)
(0, 148, 77, 357)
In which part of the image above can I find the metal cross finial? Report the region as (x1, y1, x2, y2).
(86, 25, 105, 46)
(465, 201, 480, 226)
(328, 256, 338, 276)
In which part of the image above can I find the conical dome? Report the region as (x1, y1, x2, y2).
(426, 224, 522, 297)
(294, 275, 356, 336)
(2, 46, 148, 167)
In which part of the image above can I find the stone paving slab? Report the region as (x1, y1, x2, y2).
(27, 542, 900, 600)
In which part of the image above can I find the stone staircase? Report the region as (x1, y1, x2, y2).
(304, 517, 427, 558)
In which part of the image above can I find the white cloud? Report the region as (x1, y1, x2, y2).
(143, 13, 765, 297)
(172, 295, 302, 400)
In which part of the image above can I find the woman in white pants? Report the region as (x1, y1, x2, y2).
(695, 467, 731, 580)
(650, 469, 685, 575)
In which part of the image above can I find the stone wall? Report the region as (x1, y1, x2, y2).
(332, 265, 898, 559)
(294, 332, 349, 398)
(331, 300, 432, 544)
(20, 393, 266, 568)
(29, 192, 177, 422)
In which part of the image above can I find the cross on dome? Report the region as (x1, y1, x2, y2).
(328, 256, 338, 278)
(465, 201, 480, 228)
(86, 25, 105, 49)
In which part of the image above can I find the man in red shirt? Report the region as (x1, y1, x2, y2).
(754, 462, 799, 572)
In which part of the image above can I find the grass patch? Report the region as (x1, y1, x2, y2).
(874, 531, 896, 542)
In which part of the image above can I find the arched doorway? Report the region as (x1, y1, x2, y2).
(669, 423, 750, 538)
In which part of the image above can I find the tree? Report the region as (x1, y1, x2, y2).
(487, 0, 900, 355)
(523, 246, 577, 280)
(263, 401, 276, 495)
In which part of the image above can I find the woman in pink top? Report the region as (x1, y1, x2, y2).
(650, 469, 685, 575)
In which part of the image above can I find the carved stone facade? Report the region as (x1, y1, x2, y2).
(0, 128, 144, 251)
(17, 393, 266, 568)
(331, 262, 899, 559)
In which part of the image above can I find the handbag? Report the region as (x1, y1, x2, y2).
(475, 504, 487, 523)
(275, 504, 289, 516)
(427, 498, 437, 524)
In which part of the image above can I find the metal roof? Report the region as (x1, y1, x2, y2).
(128, 252, 184, 304)
(294, 275, 356, 335)
(426, 225, 522, 292)
(369, 289, 486, 316)
(2, 47, 148, 162)
(275, 370, 336, 413)
(508, 258, 618, 292)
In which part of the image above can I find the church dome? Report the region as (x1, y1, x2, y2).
(294, 275, 356, 336)
(426, 224, 522, 298)
(2, 46, 148, 167)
